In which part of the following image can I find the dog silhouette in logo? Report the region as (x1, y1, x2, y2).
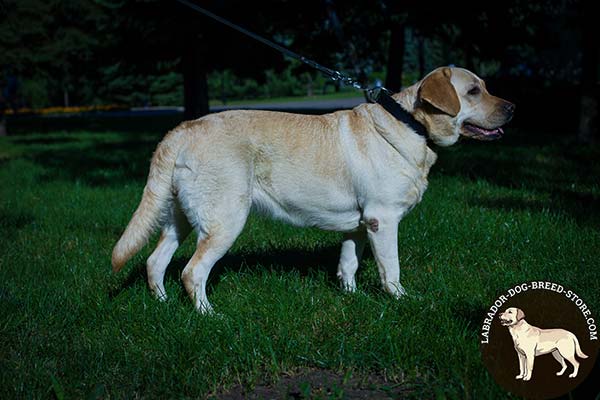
(499, 307, 588, 381)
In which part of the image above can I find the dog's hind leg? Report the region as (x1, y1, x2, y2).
(564, 352, 580, 378)
(180, 188, 251, 314)
(146, 203, 191, 301)
(556, 337, 581, 378)
(337, 230, 367, 292)
(552, 350, 567, 376)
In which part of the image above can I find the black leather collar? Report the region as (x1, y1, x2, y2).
(374, 90, 429, 139)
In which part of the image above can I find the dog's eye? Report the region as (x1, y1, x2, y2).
(468, 87, 480, 96)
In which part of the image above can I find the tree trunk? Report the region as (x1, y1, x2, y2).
(0, 116, 7, 136)
(577, 0, 598, 143)
(385, 22, 405, 93)
(63, 88, 70, 108)
(182, 43, 209, 121)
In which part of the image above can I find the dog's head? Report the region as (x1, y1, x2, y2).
(499, 307, 525, 326)
(414, 66, 515, 146)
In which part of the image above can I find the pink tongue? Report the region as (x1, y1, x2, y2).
(473, 125, 502, 135)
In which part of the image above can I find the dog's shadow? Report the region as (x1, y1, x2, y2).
(108, 244, 370, 300)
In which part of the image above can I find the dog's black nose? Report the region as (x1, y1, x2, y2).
(503, 102, 515, 116)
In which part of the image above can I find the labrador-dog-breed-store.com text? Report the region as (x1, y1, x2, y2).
(112, 67, 515, 313)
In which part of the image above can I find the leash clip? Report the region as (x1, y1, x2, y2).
(365, 86, 393, 103)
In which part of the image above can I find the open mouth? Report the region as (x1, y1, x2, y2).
(462, 122, 504, 140)
(499, 318, 512, 326)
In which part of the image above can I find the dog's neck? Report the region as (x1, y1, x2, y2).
(391, 84, 419, 114)
(367, 87, 437, 173)
(508, 319, 530, 337)
(374, 87, 428, 141)
(391, 84, 430, 129)
(391, 83, 446, 141)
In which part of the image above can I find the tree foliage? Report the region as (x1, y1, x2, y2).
(0, 0, 596, 120)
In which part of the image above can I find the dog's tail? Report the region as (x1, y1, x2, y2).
(573, 335, 589, 359)
(111, 129, 184, 273)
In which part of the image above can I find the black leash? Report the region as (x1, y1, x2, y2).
(174, 0, 428, 138)
(174, 0, 364, 89)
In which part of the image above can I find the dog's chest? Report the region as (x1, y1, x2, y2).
(363, 154, 433, 212)
(510, 328, 535, 351)
(513, 335, 526, 350)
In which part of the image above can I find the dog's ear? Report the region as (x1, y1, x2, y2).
(516, 308, 525, 321)
(418, 67, 460, 117)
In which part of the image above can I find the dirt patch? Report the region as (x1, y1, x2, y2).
(215, 369, 420, 399)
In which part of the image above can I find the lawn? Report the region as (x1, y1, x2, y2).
(0, 126, 599, 399)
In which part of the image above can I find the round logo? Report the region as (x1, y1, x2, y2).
(480, 281, 599, 399)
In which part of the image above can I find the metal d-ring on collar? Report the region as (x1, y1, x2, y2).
(174, 0, 429, 139)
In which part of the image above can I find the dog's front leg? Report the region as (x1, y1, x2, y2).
(516, 351, 526, 379)
(337, 230, 367, 292)
(364, 211, 405, 298)
(523, 349, 535, 381)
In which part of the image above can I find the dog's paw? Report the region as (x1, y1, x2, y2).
(155, 293, 168, 302)
(515, 375, 523, 380)
(195, 300, 215, 315)
(151, 290, 168, 303)
(391, 283, 407, 299)
(568, 372, 577, 378)
(340, 283, 357, 293)
(149, 285, 168, 302)
(522, 375, 531, 381)
(337, 274, 357, 293)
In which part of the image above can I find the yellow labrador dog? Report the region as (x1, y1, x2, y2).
(112, 67, 514, 313)
(500, 307, 588, 380)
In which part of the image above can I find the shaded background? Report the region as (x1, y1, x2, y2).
(1, 2, 599, 398)
(0, 0, 598, 141)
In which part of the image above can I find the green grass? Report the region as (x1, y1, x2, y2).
(1, 129, 599, 399)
